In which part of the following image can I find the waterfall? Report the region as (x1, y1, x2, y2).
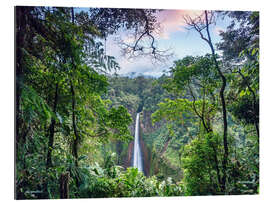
(133, 113, 143, 172)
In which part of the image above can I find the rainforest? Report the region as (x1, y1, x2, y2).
(15, 7, 259, 199)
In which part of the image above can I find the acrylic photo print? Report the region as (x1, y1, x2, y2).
(15, 1, 259, 200)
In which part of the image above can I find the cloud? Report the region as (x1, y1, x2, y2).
(214, 26, 225, 35)
(156, 10, 204, 39)
(105, 39, 152, 74)
(111, 54, 171, 77)
(117, 57, 153, 74)
(106, 33, 170, 76)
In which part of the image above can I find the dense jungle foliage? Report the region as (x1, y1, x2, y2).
(15, 7, 259, 199)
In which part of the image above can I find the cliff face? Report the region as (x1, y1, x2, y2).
(141, 110, 160, 134)
(128, 109, 138, 136)
(140, 110, 163, 176)
(121, 111, 137, 169)
(140, 132, 150, 176)
(140, 111, 151, 134)
(124, 141, 134, 168)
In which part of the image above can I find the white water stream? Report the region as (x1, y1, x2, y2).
(133, 113, 143, 172)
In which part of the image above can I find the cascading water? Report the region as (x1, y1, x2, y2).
(133, 113, 143, 172)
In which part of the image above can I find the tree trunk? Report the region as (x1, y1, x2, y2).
(59, 172, 70, 199)
(70, 7, 79, 168)
(46, 83, 59, 168)
(15, 6, 28, 153)
(204, 11, 228, 192)
(71, 81, 79, 167)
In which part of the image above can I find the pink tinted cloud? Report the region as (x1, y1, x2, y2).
(156, 10, 204, 39)
(214, 26, 225, 35)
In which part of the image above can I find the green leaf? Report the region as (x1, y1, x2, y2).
(78, 155, 88, 161)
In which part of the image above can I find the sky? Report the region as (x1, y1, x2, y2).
(104, 9, 231, 77)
